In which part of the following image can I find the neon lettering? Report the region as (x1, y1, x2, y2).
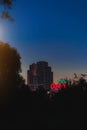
(50, 83, 67, 90)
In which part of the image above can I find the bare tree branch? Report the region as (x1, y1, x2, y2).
(0, 11, 14, 21)
(0, 0, 13, 9)
(0, 0, 15, 21)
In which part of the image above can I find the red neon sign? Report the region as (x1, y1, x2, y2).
(50, 83, 67, 90)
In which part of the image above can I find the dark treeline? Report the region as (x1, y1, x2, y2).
(1, 83, 87, 129)
(0, 42, 87, 129)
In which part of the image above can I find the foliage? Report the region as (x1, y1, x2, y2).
(0, 41, 22, 104)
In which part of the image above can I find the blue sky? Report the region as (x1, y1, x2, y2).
(0, 0, 87, 82)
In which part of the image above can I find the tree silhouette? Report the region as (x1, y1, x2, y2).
(0, 41, 22, 105)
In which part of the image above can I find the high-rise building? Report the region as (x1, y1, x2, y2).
(27, 61, 53, 90)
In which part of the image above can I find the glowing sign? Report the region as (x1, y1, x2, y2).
(57, 79, 68, 83)
(50, 79, 68, 91)
(50, 83, 67, 90)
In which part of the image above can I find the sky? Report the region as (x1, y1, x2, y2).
(0, 0, 87, 83)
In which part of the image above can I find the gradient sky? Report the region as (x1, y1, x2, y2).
(0, 0, 87, 83)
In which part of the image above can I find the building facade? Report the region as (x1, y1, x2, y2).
(27, 61, 53, 90)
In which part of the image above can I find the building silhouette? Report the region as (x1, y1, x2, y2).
(27, 61, 53, 90)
